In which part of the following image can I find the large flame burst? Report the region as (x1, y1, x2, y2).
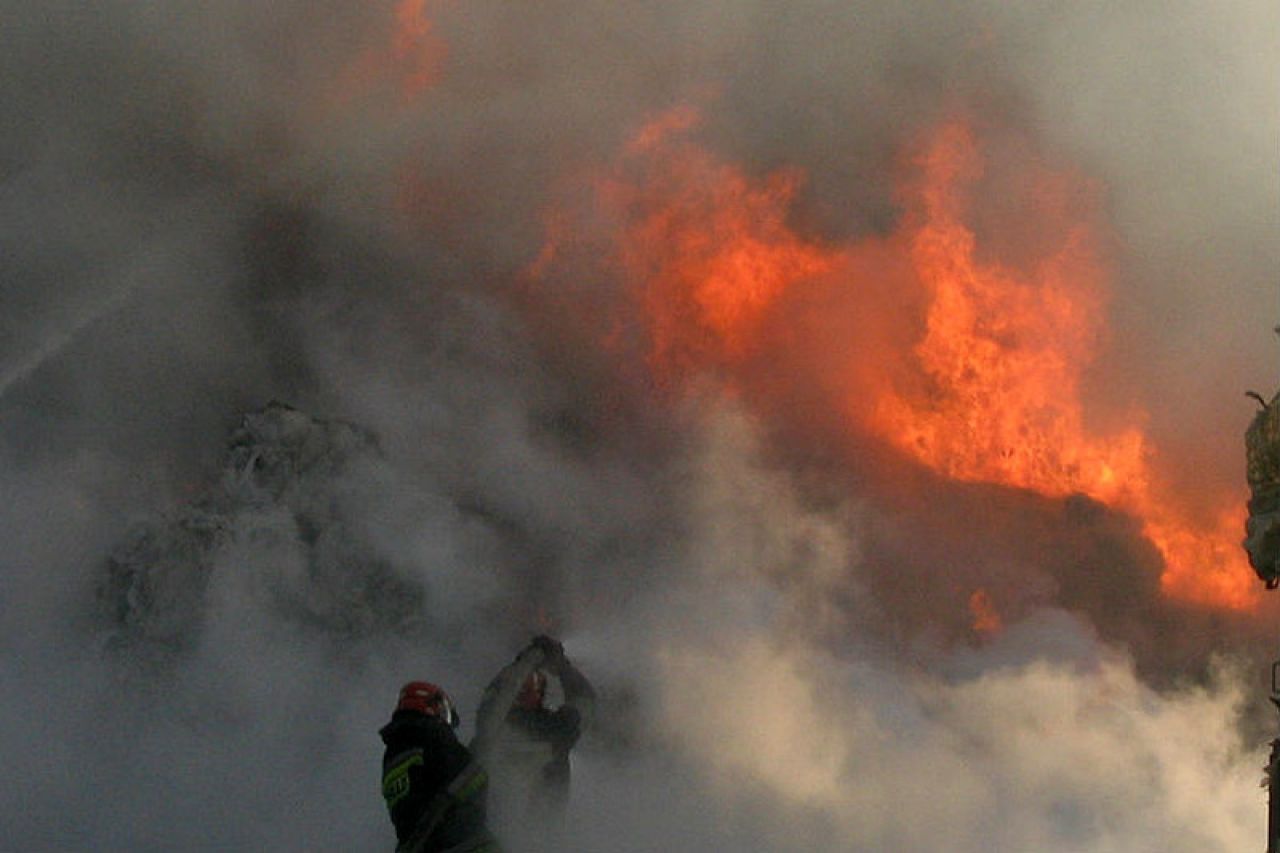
(875, 123, 1251, 610)
(531, 106, 1254, 611)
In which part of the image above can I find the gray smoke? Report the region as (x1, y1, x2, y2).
(2, 0, 1277, 850)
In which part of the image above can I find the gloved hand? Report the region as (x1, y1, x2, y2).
(529, 634, 564, 658)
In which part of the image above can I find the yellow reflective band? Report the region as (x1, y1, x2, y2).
(455, 768, 483, 799)
(452, 767, 487, 802)
(382, 753, 425, 809)
(445, 761, 487, 803)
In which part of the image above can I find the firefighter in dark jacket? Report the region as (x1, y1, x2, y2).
(380, 681, 498, 853)
(471, 635, 596, 840)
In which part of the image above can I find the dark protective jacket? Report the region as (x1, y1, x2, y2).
(471, 647, 596, 834)
(380, 710, 496, 853)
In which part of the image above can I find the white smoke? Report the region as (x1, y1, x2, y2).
(642, 405, 1264, 851)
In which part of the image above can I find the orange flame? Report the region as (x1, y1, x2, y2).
(869, 122, 1255, 610)
(392, 0, 446, 97)
(969, 589, 1004, 637)
(531, 107, 1257, 611)
(870, 123, 1147, 507)
(595, 107, 842, 379)
(325, 0, 446, 110)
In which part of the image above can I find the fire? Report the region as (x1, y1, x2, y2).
(392, 0, 446, 97)
(530, 106, 1257, 611)
(593, 107, 842, 379)
(870, 122, 1148, 507)
(1143, 506, 1253, 609)
(969, 589, 1003, 637)
(869, 122, 1255, 610)
(325, 0, 446, 110)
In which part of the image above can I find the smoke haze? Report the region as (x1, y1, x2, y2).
(2, 1, 1278, 850)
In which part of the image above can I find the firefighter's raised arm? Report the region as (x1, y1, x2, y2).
(470, 639, 549, 757)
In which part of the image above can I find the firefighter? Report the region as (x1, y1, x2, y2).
(471, 635, 596, 841)
(380, 681, 499, 853)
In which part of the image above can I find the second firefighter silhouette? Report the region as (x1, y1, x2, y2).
(471, 635, 595, 839)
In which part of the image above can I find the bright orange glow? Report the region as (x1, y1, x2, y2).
(1143, 505, 1252, 609)
(530, 107, 1257, 612)
(868, 122, 1255, 610)
(596, 107, 843, 378)
(871, 123, 1149, 507)
(969, 589, 1003, 637)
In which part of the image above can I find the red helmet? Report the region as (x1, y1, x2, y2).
(516, 670, 547, 711)
(397, 681, 459, 727)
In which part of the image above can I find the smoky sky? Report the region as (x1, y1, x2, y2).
(2, 0, 1279, 850)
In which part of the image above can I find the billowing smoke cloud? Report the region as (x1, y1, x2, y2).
(2, 0, 1277, 850)
(645, 406, 1263, 850)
